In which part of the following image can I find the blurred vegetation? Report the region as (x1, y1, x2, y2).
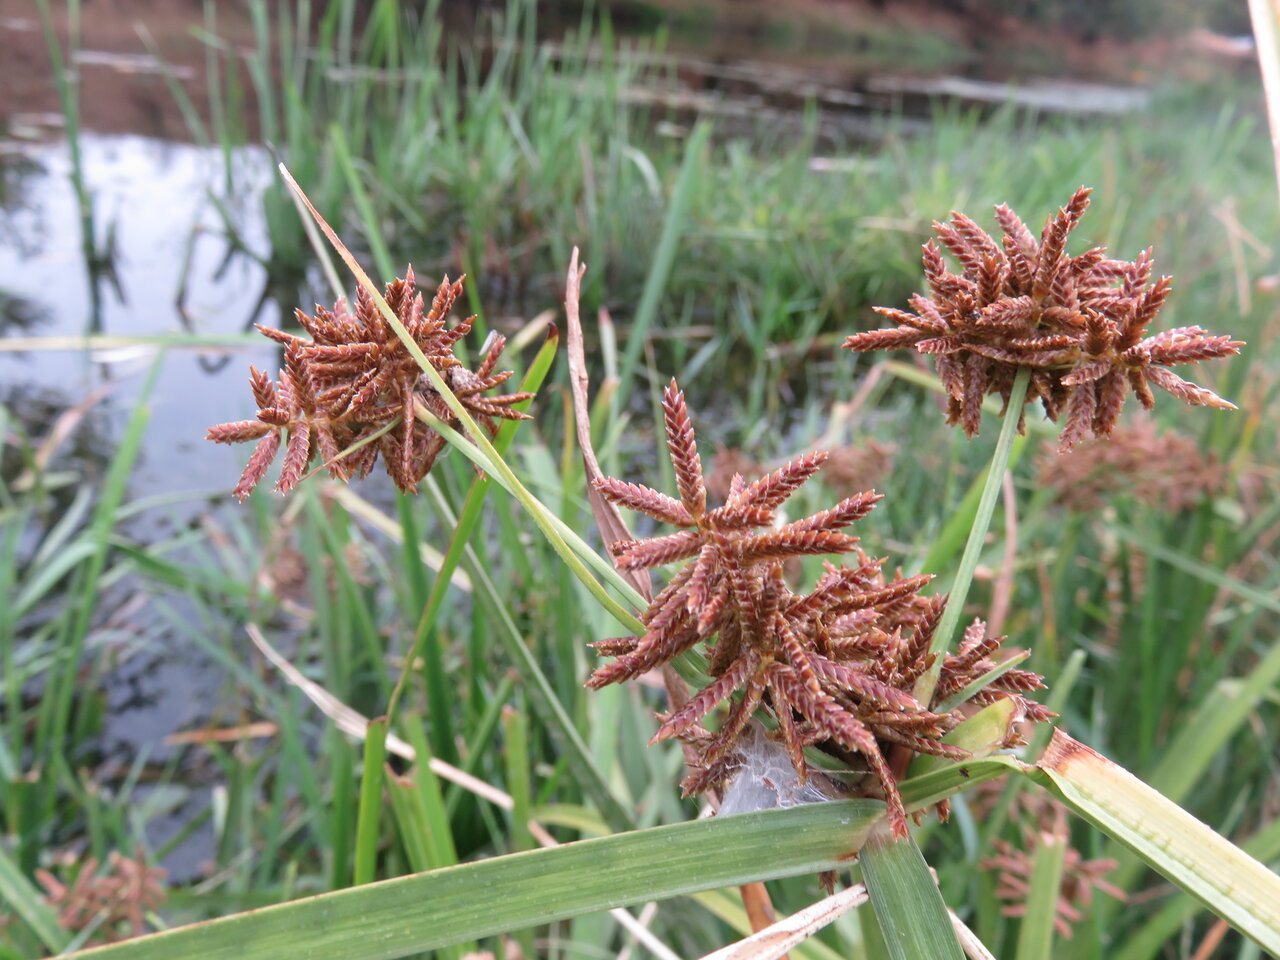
(1, 0, 1278, 957)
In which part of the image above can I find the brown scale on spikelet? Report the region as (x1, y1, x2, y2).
(844, 188, 1244, 449)
(207, 268, 534, 499)
(590, 380, 1051, 837)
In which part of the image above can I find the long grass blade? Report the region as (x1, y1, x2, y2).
(618, 121, 712, 398)
(61, 800, 884, 960)
(352, 718, 387, 886)
(1012, 833, 1066, 960)
(860, 824, 965, 960)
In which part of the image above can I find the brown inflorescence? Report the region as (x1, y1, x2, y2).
(980, 802, 1125, 939)
(207, 268, 533, 499)
(844, 187, 1243, 449)
(1037, 419, 1223, 513)
(37, 849, 167, 944)
(588, 379, 1051, 836)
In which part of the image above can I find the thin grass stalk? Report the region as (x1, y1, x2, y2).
(442, 673, 515, 818)
(419, 477, 635, 832)
(617, 121, 711, 397)
(352, 718, 387, 886)
(401, 726, 470, 960)
(502, 701, 536, 960)
(278, 164, 648, 631)
(382, 326, 559, 731)
(329, 730, 355, 891)
(330, 123, 396, 280)
(34, 0, 96, 268)
(915, 366, 1031, 704)
(1012, 835, 1066, 960)
(39, 359, 161, 762)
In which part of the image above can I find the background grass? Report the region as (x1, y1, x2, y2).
(2, 0, 1278, 957)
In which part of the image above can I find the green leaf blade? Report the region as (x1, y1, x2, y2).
(1031, 730, 1280, 956)
(63, 800, 883, 960)
(860, 826, 965, 960)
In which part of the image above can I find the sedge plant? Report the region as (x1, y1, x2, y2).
(167, 175, 1280, 960)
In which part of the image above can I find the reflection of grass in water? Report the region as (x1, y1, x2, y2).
(0, 292, 49, 337)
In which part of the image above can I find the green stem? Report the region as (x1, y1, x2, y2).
(280, 165, 647, 632)
(382, 329, 559, 730)
(914, 366, 1031, 706)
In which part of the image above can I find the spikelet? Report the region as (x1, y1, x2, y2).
(844, 188, 1243, 449)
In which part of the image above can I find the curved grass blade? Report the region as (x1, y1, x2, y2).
(1028, 729, 1280, 956)
(61, 800, 883, 960)
(1114, 815, 1280, 960)
(383, 322, 560, 728)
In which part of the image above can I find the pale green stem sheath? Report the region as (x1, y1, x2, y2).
(414, 406, 645, 632)
(914, 365, 1031, 706)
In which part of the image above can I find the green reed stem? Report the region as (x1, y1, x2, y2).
(382, 329, 558, 730)
(915, 366, 1031, 706)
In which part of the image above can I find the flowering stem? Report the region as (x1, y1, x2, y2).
(279, 163, 649, 634)
(915, 366, 1032, 706)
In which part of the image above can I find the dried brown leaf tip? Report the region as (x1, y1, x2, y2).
(844, 187, 1244, 449)
(589, 379, 1050, 837)
(207, 268, 533, 499)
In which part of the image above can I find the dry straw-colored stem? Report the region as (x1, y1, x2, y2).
(1249, 0, 1280, 206)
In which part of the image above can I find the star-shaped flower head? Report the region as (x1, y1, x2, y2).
(844, 187, 1243, 449)
(588, 380, 1050, 836)
(207, 268, 534, 499)
(588, 379, 896, 688)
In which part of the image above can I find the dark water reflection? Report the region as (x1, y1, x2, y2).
(0, 135, 291, 876)
(0, 134, 282, 498)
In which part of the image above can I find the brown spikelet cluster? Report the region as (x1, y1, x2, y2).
(207, 268, 533, 499)
(37, 849, 167, 944)
(1037, 420, 1223, 513)
(980, 801, 1125, 939)
(844, 187, 1244, 449)
(588, 380, 1050, 836)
